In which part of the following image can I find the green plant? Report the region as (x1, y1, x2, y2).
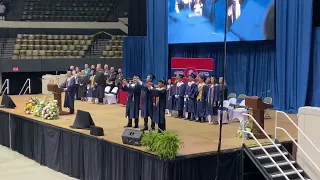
(141, 130, 184, 160)
(141, 130, 160, 152)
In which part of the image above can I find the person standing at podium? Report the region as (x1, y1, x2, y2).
(59, 70, 76, 114)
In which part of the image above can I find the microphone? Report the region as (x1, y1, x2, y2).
(260, 90, 270, 98)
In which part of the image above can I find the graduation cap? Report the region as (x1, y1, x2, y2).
(158, 78, 166, 84)
(147, 73, 156, 80)
(189, 73, 196, 79)
(199, 74, 206, 80)
(70, 110, 95, 129)
(133, 74, 140, 79)
(177, 74, 184, 78)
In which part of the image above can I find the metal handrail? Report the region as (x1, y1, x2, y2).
(243, 113, 305, 180)
(276, 127, 320, 173)
(241, 130, 290, 180)
(276, 111, 320, 155)
(19, 78, 31, 95)
(0, 79, 9, 95)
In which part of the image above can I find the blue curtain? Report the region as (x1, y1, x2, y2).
(169, 41, 276, 100)
(276, 0, 313, 113)
(123, 36, 146, 78)
(307, 28, 320, 107)
(146, 0, 168, 80)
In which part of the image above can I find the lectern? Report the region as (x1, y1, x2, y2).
(245, 96, 274, 138)
(47, 84, 63, 112)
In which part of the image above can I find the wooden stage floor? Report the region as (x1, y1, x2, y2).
(1, 95, 298, 156)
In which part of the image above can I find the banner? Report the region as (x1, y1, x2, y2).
(171, 57, 214, 82)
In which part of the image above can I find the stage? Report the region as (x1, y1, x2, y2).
(0, 95, 297, 180)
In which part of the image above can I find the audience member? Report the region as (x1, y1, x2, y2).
(0, 2, 5, 21)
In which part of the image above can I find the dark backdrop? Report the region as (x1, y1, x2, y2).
(128, 0, 147, 36)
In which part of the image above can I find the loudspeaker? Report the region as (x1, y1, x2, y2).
(122, 129, 143, 146)
(1, 95, 16, 108)
(70, 110, 95, 129)
(90, 126, 104, 136)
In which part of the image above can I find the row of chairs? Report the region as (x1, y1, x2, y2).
(102, 51, 122, 58)
(13, 50, 86, 57)
(25, 0, 111, 2)
(106, 46, 123, 51)
(15, 45, 89, 51)
(16, 40, 92, 46)
(12, 55, 84, 59)
(17, 34, 94, 40)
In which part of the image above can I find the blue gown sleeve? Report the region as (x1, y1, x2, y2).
(189, 84, 197, 98)
(151, 89, 167, 97)
(59, 80, 67, 88)
(202, 85, 209, 100)
(179, 84, 187, 97)
(67, 78, 76, 92)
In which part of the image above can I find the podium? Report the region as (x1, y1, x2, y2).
(245, 96, 274, 138)
(47, 83, 63, 112)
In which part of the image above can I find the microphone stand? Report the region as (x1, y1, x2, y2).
(215, 0, 228, 179)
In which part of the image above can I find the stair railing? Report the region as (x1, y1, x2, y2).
(242, 113, 305, 180)
(276, 111, 320, 173)
(0, 79, 9, 95)
(19, 78, 31, 95)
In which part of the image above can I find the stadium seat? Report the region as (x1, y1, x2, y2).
(13, 34, 94, 59)
(21, 0, 117, 22)
(101, 35, 125, 58)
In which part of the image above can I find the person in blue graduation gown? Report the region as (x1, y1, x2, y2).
(184, 73, 197, 121)
(149, 78, 167, 131)
(59, 70, 76, 114)
(121, 75, 141, 128)
(138, 73, 155, 131)
(219, 77, 228, 101)
(165, 79, 174, 116)
(206, 77, 220, 124)
(195, 74, 209, 123)
(173, 74, 186, 118)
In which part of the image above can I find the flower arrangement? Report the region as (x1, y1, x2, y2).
(41, 100, 59, 120)
(236, 120, 253, 140)
(33, 98, 48, 117)
(24, 96, 59, 120)
(24, 97, 40, 114)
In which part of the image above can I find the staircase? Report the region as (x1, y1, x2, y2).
(244, 143, 310, 180)
(87, 39, 109, 58)
(2, 39, 15, 59)
(241, 112, 320, 180)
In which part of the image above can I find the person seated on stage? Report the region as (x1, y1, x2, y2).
(94, 64, 106, 104)
(121, 75, 141, 128)
(59, 70, 76, 114)
(165, 79, 174, 116)
(77, 70, 89, 101)
(173, 74, 186, 119)
(149, 78, 167, 132)
(207, 77, 220, 124)
(184, 73, 197, 121)
(137, 73, 155, 131)
(195, 74, 209, 123)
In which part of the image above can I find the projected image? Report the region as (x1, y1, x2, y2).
(168, 0, 275, 44)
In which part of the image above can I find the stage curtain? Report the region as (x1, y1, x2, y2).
(169, 41, 276, 100)
(7, 112, 242, 180)
(275, 0, 313, 113)
(128, 0, 147, 36)
(123, 36, 146, 78)
(307, 28, 320, 107)
(146, 0, 168, 80)
(0, 111, 10, 147)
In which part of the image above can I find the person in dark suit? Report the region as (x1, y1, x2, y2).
(94, 64, 106, 104)
(59, 70, 76, 114)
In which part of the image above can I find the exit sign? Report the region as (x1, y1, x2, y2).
(13, 67, 19, 72)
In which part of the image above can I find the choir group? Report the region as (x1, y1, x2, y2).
(58, 64, 228, 132)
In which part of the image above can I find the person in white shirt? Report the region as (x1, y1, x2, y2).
(0, 2, 6, 21)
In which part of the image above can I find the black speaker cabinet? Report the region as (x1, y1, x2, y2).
(122, 129, 143, 146)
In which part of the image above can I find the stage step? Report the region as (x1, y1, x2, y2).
(243, 143, 311, 180)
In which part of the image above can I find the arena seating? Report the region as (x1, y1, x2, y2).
(22, 0, 116, 22)
(101, 35, 124, 58)
(12, 34, 94, 59)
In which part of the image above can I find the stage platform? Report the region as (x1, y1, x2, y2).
(0, 95, 297, 180)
